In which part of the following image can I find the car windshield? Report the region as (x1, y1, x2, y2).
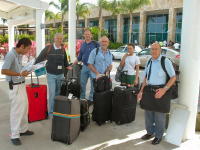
(116, 47, 125, 52)
(161, 49, 167, 55)
(138, 49, 151, 55)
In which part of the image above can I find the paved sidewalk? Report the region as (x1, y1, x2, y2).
(0, 59, 200, 150)
(0, 77, 200, 150)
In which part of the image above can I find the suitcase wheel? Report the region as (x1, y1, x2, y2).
(97, 121, 105, 126)
(116, 121, 121, 125)
(97, 122, 102, 126)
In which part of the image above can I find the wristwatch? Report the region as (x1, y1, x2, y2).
(164, 85, 169, 90)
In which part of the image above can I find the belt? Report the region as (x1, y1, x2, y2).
(12, 81, 25, 85)
(145, 84, 165, 92)
(146, 84, 165, 88)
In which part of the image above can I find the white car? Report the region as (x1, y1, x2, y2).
(138, 47, 180, 68)
(111, 45, 142, 60)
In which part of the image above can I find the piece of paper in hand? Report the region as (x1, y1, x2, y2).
(32, 60, 47, 70)
(21, 58, 36, 72)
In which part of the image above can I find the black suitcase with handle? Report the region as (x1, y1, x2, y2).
(51, 96, 80, 144)
(92, 90, 113, 126)
(112, 86, 137, 125)
(80, 99, 90, 131)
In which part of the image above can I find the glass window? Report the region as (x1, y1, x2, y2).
(117, 46, 125, 51)
(89, 20, 99, 27)
(124, 47, 128, 52)
(175, 12, 182, 43)
(146, 14, 168, 46)
(123, 16, 140, 44)
(161, 49, 167, 55)
(138, 49, 151, 56)
(104, 19, 117, 42)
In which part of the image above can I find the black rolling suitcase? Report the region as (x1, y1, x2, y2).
(51, 96, 80, 144)
(112, 86, 137, 125)
(92, 90, 113, 125)
(80, 99, 90, 131)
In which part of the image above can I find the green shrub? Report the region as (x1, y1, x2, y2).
(0, 34, 36, 44)
(46, 26, 67, 43)
(15, 34, 35, 41)
(0, 34, 8, 44)
(89, 26, 108, 41)
(108, 42, 124, 49)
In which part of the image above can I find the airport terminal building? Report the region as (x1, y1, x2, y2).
(69, 0, 183, 46)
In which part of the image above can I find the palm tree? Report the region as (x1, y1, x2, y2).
(107, 0, 122, 17)
(45, 10, 61, 27)
(76, 0, 90, 27)
(121, 0, 151, 43)
(49, 0, 68, 33)
(97, 0, 110, 39)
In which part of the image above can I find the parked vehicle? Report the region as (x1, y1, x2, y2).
(111, 45, 142, 60)
(138, 47, 180, 68)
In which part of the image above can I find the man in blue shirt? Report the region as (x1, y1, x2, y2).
(137, 43, 176, 145)
(88, 36, 112, 79)
(74, 29, 99, 105)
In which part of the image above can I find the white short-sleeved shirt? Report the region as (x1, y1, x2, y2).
(122, 54, 140, 75)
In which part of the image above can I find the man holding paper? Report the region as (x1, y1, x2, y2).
(1, 38, 34, 146)
(35, 33, 71, 115)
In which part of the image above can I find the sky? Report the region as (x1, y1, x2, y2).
(0, 0, 97, 24)
(44, 0, 97, 13)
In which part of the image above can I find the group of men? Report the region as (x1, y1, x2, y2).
(1, 28, 176, 146)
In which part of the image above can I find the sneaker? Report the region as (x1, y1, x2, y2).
(20, 130, 34, 136)
(151, 138, 162, 145)
(11, 138, 22, 146)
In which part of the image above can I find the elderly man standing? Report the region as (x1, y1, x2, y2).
(35, 33, 71, 115)
(88, 36, 112, 82)
(137, 43, 176, 145)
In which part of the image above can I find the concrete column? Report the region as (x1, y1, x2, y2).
(68, 1, 76, 62)
(168, 8, 176, 42)
(179, 0, 200, 139)
(139, 11, 146, 47)
(117, 14, 123, 43)
(35, 9, 45, 56)
(8, 24, 15, 51)
(85, 18, 88, 28)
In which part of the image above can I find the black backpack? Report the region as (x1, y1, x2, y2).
(146, 56, 178, 99)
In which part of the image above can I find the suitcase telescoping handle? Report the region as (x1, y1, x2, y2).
(31, 73, 40, 88)
(104, 70, 111, 78)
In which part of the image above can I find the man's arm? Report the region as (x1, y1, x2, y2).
(87, 49, 100, 78)
(137, 77, 147, 101)
(1, 69, 29, 77)
(77, 44, 84, 62)
(155, 58, 176, 99)
(34, 46, 49, 64)
(120, 53, 128, 67)
(88, 64, 100, 77)
(154, 76, 176, 99)
(134, 65, 140, 85)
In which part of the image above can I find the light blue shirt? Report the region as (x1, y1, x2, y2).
(2, 48, 25, 83)
(88, 48, 112, 78)
(143, 55, 175, 85)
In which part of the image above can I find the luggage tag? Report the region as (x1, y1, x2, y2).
(57, 66, 62, 69)
(68, 93, 73, 99)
